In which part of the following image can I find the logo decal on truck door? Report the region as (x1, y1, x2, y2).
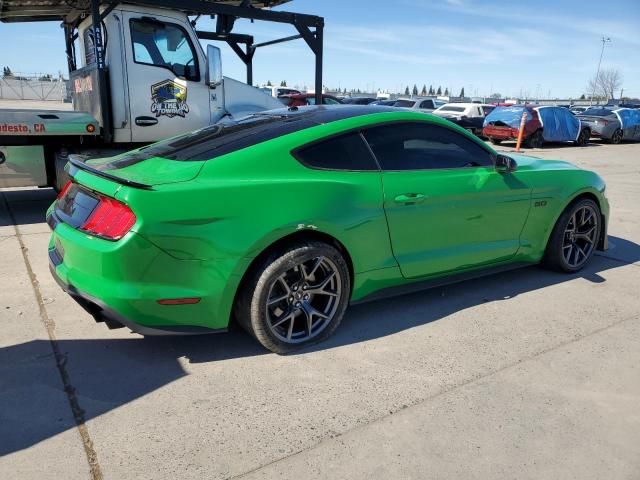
(150, 79, 190, 118)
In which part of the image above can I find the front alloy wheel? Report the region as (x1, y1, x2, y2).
(235, 242, 351, 353)
(543, 199, 601, 272)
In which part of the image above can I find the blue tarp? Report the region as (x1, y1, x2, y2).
(614, 108, 640, 129)
(483, 106, 527, 128)
(536, 106, 580, 142)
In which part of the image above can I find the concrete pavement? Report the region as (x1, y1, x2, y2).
(1, 141, 639, 479)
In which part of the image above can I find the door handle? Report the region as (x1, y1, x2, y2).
(394, 193, 426, 204)
(135, 116, 159, 127)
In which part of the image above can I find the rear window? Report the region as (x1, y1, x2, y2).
(294, 132, 378, 171)
(394, 100, 416, 108)
(581, 108, 613, 117)
(96, 114, 317, 168)
(439, 105, 466, 113)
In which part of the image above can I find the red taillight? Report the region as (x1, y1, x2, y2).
(81, 196, 136, 241)
(57, 180, 73, 200)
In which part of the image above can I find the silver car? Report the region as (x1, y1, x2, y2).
(392, 97, 446, 113)
(577, 107, 640, 144)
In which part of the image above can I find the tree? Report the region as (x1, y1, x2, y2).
(459, 87, 465, 97)
(579, 94, 586, 100)
(280, 80, 287, 87)
(489, 92, 502, 99)
(412, 84, 418, 96)
(3, 66, 14, 78)
(421, 84, 427, 96)
(444, 88, 449, 96)
(436, 86, 442, 95)
(266, 80, 272, 86)
(428, 85, 434, 95)
(404, 86, 410, 96)
(587, 68, 622, 100)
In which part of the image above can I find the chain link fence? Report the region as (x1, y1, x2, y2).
(0, 73, 70, 102)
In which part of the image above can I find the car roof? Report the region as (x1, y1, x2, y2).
(255, 105, 398, 124)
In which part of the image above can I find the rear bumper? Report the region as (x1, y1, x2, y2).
(483, 126, 518, 140)
(48, 248, 225, 336)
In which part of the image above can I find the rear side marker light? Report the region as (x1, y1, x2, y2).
(81, 196, 136, 241)
(157, 298, 202, 306)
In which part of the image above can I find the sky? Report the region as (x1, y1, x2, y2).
(1, 0, 639, 99)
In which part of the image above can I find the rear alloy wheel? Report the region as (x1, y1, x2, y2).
(490, 138, 502, 145)
(543, 199, 601, 272)
(235, 242, 351, 353)
(610, 128, 623, 144)
(576, 128, 590, 146)
(527, 130, 544, 149)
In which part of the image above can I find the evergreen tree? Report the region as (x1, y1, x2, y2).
(428, 85, 434, 95)
(444, 88, 449, 96)
(436, 86, 442, 95)
(280, 80, 287, 87)
(404, 86, 410, 96)
(459, 87, 465, 97)
(579, 94, 586, 100)
(266, 80, 272, 86)
(421, 84, 427, 95)
(412, 84, 418, 96)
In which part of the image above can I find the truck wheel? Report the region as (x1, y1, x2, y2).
(54, 151, 71, 192)
(234, 241, 351, 354)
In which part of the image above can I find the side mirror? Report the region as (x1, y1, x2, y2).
(495, 154, 517, 173)
(205, 45, 222, 87)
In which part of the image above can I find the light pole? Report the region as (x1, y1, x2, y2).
(590, 36, 611, 106)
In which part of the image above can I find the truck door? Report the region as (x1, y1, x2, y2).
(122, 13, 215, 143)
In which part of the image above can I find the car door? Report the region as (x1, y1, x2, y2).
(363, 122, 532, 279)
(123, 13, 214, 143)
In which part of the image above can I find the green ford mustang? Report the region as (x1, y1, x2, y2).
(47, 106, 609, 353)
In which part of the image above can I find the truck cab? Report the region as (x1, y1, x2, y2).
(0, 0, 325, 189)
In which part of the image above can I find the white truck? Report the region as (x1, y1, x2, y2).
(0, 0, 324, 190)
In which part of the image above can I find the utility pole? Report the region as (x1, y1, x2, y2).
(590, 36, 611, 106)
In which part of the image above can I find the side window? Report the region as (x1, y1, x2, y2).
(363, 122, 493, 171)
(294, 132, 379, 171)
(324, 97, 341, 105)
(83, 28, 96, 65)
(130, 19, 199, 81)
(419, 100, 434, 109)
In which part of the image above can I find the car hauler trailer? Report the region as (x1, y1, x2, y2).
(0, 0, 324, 189)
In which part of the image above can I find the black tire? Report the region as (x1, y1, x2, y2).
(542, 198, 601, 273)
(526, 130, 544, 149)
(489, 138, 502, 145)
(610, 128, 623, 144)
(576, 128, 590, 146)
(234, 241, 351, 354)
(53, 150, 71, 192)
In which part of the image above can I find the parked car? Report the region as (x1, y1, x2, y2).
(280, 93, 343, 107)
(371, 99, 397, 106)
(48, 106, 608, 353)
(260, 85, 302, 98)
(432, 103, 495, 136)
(341, 97, 378, 105)
(577, 107, 640, 143)
(570, 106, 589, 115)
(393, 97, 446, 112)
(483, 105, 591, 148)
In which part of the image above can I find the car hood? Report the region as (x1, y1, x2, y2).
(507, 153, 578, 172)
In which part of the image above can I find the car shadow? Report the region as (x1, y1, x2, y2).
(1, 236, 638, 457)
(0, 188, 55, 227)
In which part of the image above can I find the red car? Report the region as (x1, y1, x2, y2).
(482, 105, 543, 147)
(280, 93, 343, 107)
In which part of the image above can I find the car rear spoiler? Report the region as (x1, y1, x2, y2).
(67, 154, 153, 190)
